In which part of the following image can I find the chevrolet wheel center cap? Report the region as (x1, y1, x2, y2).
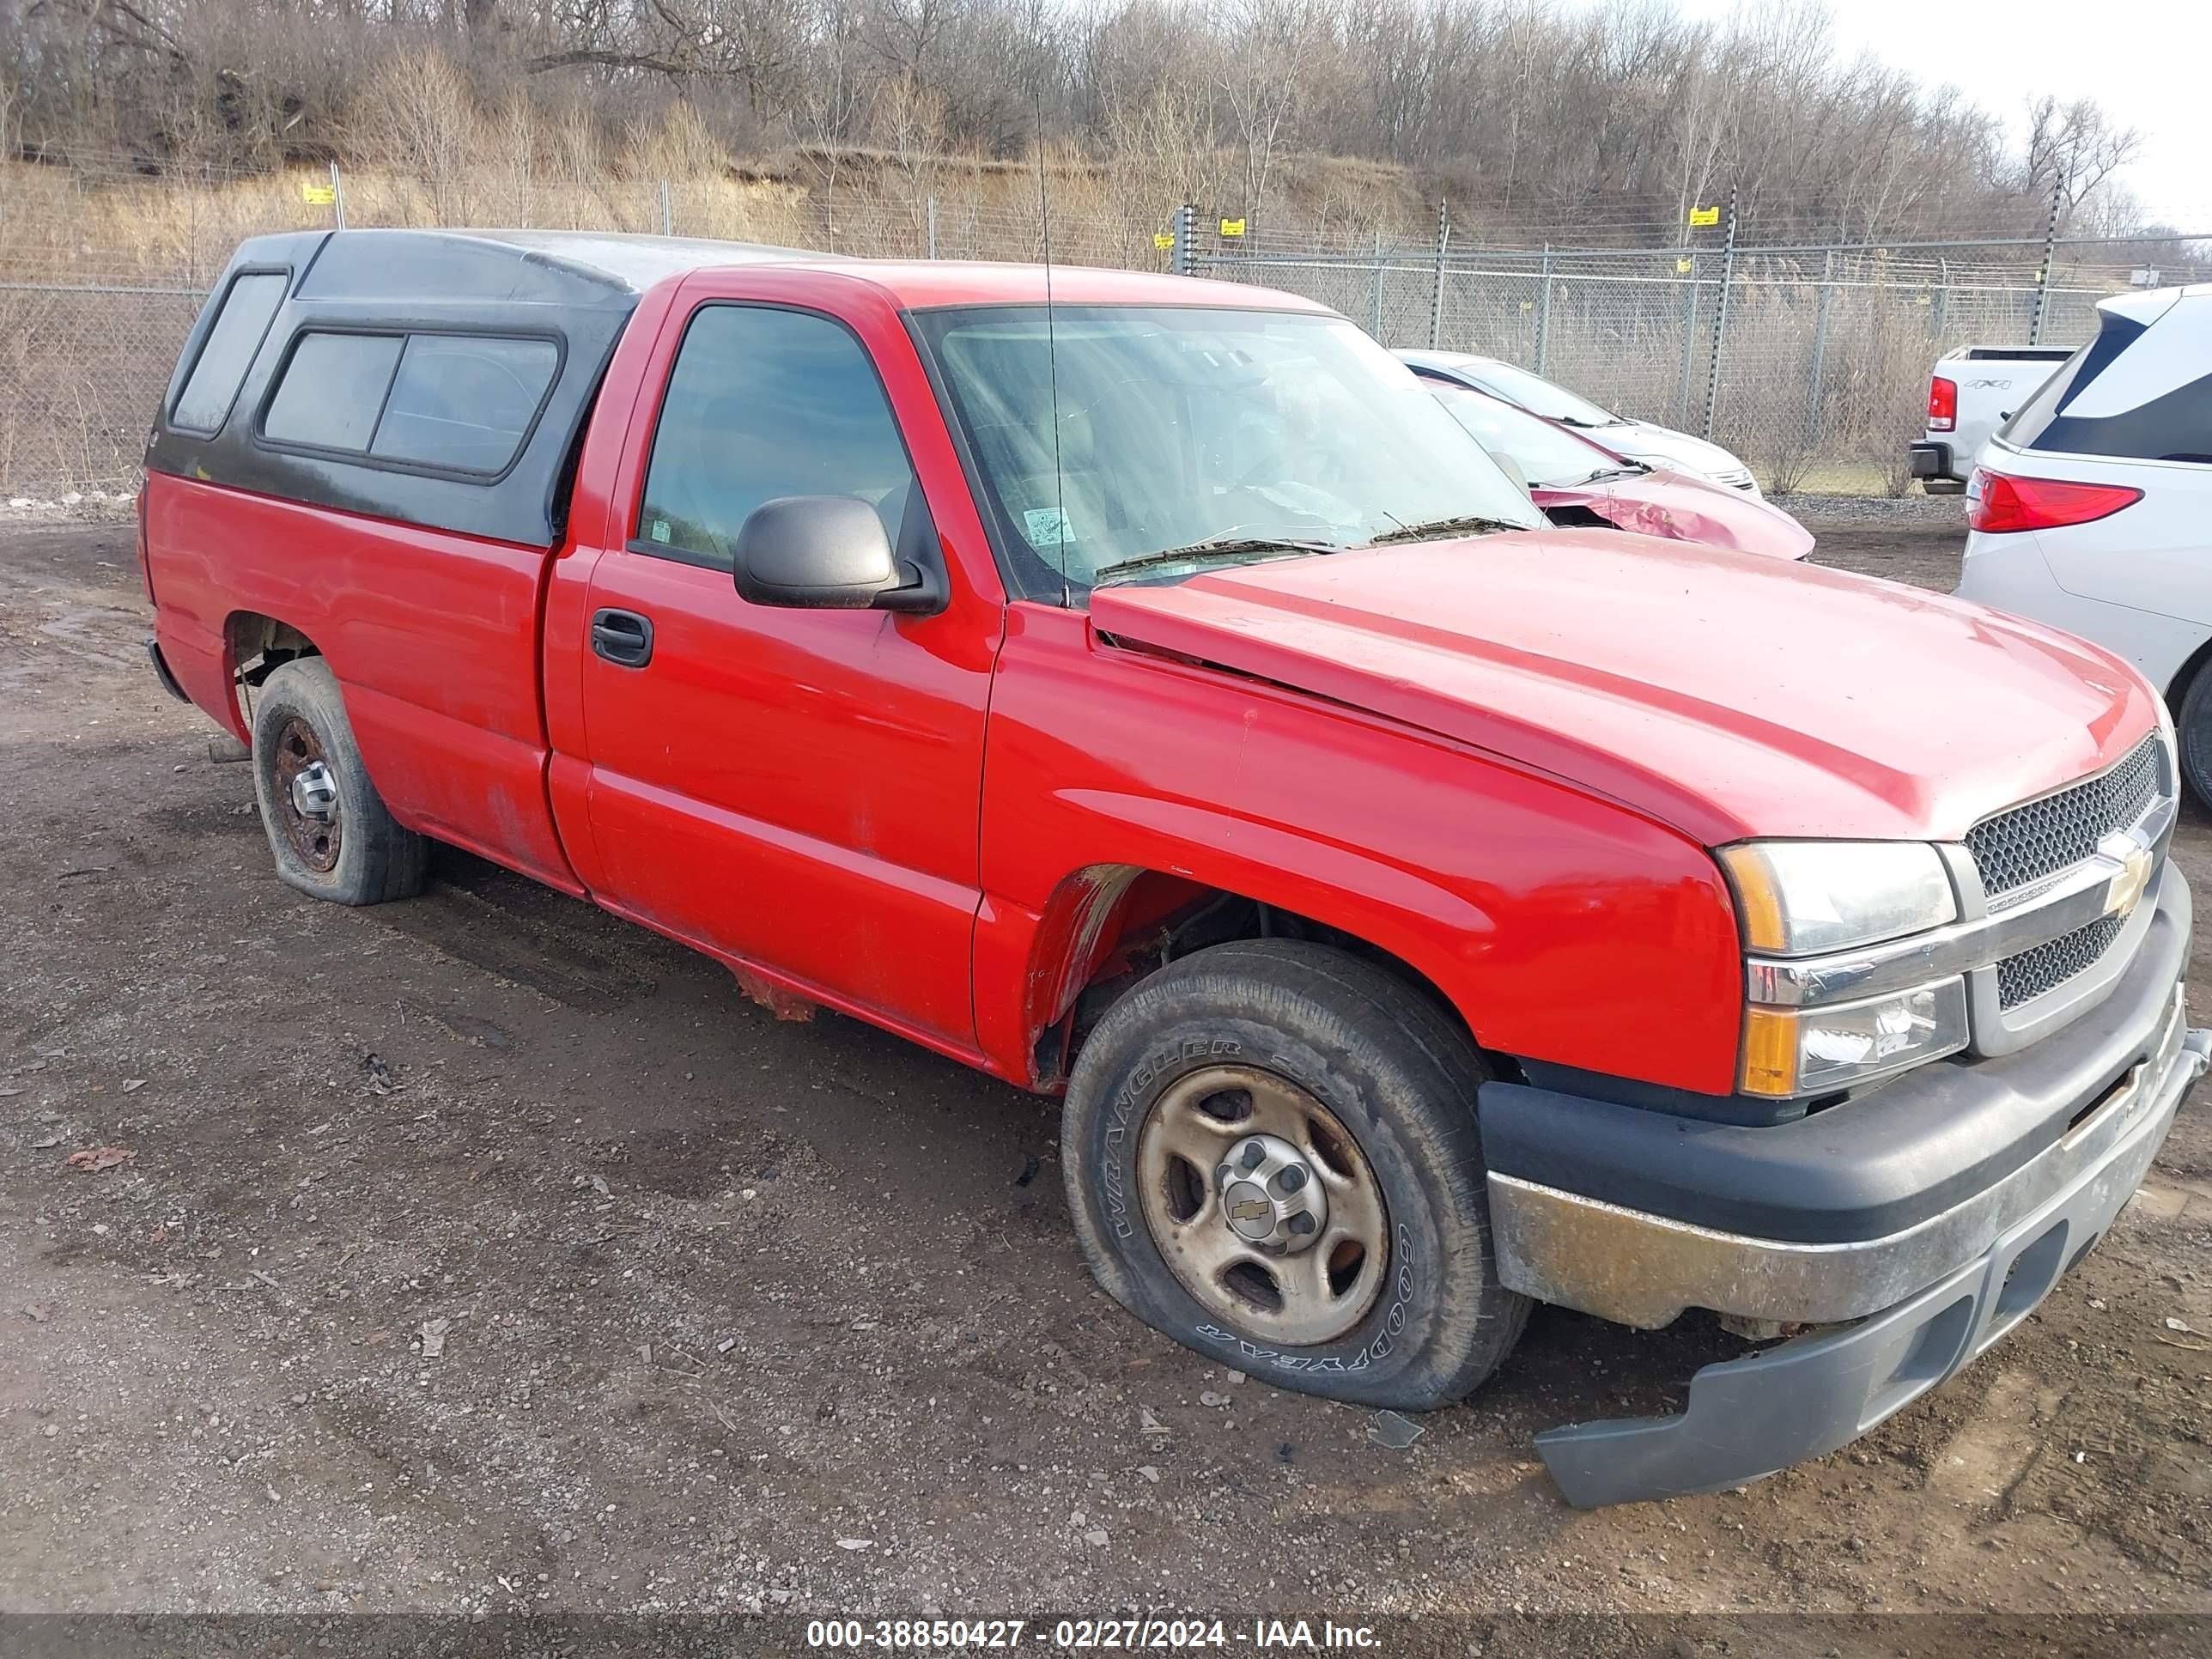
(1214, 1132, 1329, 1255)
(1224, 1181, 1275, 1239)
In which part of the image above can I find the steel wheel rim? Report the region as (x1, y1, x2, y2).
(270, 716, 342, 873)
(1135, 1064, 1389, 1346)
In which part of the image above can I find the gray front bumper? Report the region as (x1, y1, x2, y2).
(1535, 1006, 2208, 1508)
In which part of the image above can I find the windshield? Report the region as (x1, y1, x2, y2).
(1456, 359, 1622, 428)
(911, 305, 1540, 598)
(1429, 384, 1639, 488)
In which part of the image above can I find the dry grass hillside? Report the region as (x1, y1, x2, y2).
(0, 124, 1443, 289)
(0, 127, 1444, 495)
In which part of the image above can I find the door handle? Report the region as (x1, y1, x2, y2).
(591, 608, 653, 668)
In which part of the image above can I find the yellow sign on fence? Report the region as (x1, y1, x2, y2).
(1154, 232, 1175, 251)
(1219, 217, 1246, 238)
(302, 181, 336, 206)
(1687, 205, 1720, 228)
(1676, 258, 1694, 273)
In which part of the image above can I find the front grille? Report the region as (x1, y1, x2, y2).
(1997, 913, 2125, 1009)
(1966, 735, 2160, 899)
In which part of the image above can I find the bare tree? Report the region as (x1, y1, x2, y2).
(353, 46, 482, 221)
(870, 67, 947, 242)
(793, 0, 866, 243)
(1208, 0, 1328, 223)
(0, 0, 2165, 259)
(2023, 94, 2142, 226)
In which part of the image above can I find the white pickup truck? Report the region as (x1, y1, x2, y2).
(1909, 345, 2075, 493)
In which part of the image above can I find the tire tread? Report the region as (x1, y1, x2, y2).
(1062, 937, 1530, 1409)
(251, 657, 428, 907)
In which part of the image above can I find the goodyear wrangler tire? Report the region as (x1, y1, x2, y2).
(250, 657, 428, 907)
(1062, 939, 1530, 1409)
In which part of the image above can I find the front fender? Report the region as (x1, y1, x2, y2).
(976, 811, 1492, 1087)
(972, 605, 1744, 1095)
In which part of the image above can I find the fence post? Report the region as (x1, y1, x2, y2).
(1701, 185, 1740, 441)
(659, 179, 672, 237)
(1170, 203, 1195, 276)
(1370, 229, 1384, 337)
(1428, 199, 1450, 350)
(1808, 248, 1835, 453)
(1534, 241, 1553, 375)
(1932, 255, 1950, 339)
(927, 196, 938, 259)
(2029, 175, 2063, 345)
(329, 161, 345, 229)
(1674, 257, 1699, 427)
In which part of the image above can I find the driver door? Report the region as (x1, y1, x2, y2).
(575, 295, 995, 1047)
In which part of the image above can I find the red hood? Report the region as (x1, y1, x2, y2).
(1089, 530, 2159, 847)
(1534, 468, 1814, 559)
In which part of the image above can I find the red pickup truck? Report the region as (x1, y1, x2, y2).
(141, 229, 2204, 1507)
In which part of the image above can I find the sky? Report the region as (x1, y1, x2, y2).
(1561, 0, 2203, 229)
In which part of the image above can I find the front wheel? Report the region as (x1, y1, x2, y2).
(1061, 939, 1529, 1409)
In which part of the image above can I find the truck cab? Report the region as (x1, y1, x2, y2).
(142, 231, 2205, 1507)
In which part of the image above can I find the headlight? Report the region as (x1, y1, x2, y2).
(1717, 840, 1958, 956)
(1741, 977, 1970, 1096)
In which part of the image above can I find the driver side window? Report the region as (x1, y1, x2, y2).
(637, 305, 916, 571)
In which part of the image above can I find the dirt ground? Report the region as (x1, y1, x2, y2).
(3, 507, 2209, 1637)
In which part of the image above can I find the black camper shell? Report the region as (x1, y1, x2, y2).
(146, 228, 817, 548)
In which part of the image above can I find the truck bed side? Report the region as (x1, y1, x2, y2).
(145, 474, 580, 895)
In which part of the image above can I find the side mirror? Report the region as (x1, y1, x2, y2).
(732, 495, 943, 614)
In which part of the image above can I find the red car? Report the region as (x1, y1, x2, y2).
(142, 230, 2202, 1507)
(1427, 381, 1814, 559)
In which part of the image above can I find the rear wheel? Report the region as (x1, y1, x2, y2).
(249, 657, 427, 906)
(1061, 939, 1529, 1409)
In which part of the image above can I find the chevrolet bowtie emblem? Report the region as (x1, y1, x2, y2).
(1229, 1200, 1271, 1222)
(2106, 844, 2154, 920)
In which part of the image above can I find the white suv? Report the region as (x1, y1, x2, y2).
(1957, 284, 2212, 801)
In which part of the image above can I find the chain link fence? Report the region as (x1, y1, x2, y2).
(3, 156, 2207, 501)
(1185, 216, 2209, 494)
(0, 155, 1180, 500)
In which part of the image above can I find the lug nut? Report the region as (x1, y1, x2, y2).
(1215, 1164, 1232, 1188)
(1288, 1212, 1316, 1236)
(1239, 1141, 1266, 1172)
(1275, 1165, 1307, 1194)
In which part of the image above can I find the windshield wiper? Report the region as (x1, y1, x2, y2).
(1090, 536, 1344, 587)
(1566, 463, 1650, 486)
(1361, 514, 1528, 546)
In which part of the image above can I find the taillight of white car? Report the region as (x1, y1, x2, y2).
(1965, 466, 2143, 533)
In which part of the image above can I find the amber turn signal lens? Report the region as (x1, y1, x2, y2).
(1740, 979, 1970, 1097)
(1740, 1007, 1800, 1097)
(1729, 863, 1791, 955)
